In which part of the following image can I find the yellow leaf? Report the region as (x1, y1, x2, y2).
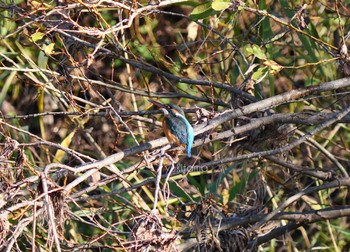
(44, 43, 55, 55)
(301, 195, 322, 210)
(54, 131, 75, 163)
(263, 59, 284, 74)
(212, 0, 231, 11)
(31, 32, 45, 42)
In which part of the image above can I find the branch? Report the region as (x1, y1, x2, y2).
(53, 78, 350, 192)
(252, 205, 350, 246)
(178, 205, 350, 250)
(252, 178, 350, 230)
(200, 100, 350, 174)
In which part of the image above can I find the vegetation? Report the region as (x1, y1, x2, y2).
(1, 0, 350, 251)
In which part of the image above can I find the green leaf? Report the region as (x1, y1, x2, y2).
(188, 174, 205, 195)
(246, 44, 266, 60)
(251, 66, 268, 81)
(280, 0, 294, 18)
(31, 31, 45, 42)
(169, 182, 193, 202)
(134, 42, 153, 61)
(212, 0, 231, 11)
(228, 167, 247, 201)
(0, 71, 16, 108)
(258, 0, 273, 40)
(0, 11, 17, 35)
(208, 163, 237, 194)
(230, 64, 240, 84)
(38, 51, 48, 69)
(190, 2, 216, 20)
(307, 21, 320, 39)
(44, 43, 55, 55)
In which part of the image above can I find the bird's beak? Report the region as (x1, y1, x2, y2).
(149, 99, 166, 109)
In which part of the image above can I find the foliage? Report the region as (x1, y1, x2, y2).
(1, 0, 350, 251)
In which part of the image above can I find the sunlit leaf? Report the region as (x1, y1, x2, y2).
(187, 21, 198, 41)
(44, 43, 55, 55)
(252, 66, 268, 81)
(190, 2, 216, 20)
(54, 131, 75, 163)
(246, 44, 266, 60)
(31, 31, 45, 42)
(263, 59, 283, 74)
(212, 0, 231, 11)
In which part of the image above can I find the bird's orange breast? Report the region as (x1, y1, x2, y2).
(162, 120, 185, 148)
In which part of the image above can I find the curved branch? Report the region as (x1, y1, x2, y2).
(56, 78, 350, 192)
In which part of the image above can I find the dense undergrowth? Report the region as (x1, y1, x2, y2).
(1, 0, 350, 251)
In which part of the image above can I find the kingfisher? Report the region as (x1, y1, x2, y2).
(149, 99, 194, 157)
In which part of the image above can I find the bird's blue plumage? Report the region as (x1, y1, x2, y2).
(165, 117, 188, 144)
(165, 114, 194, 157)
(149, 100, 194, 157)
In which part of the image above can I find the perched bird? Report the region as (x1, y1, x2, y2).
(149, 100, 194, 157)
